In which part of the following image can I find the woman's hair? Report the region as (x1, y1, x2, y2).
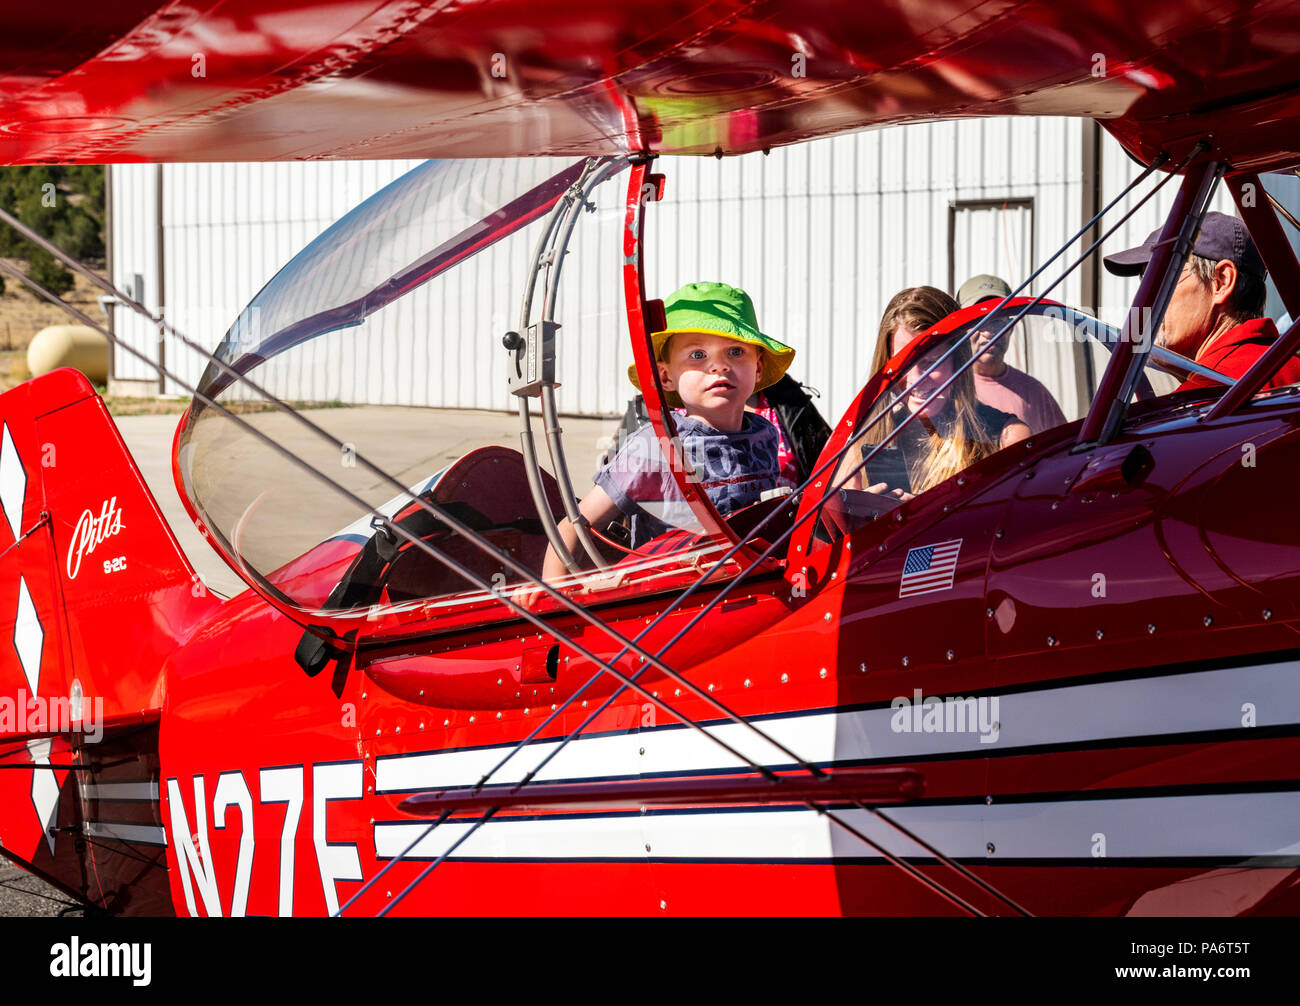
(866, 286, 1002, 494)
(871, 286, 962, 377)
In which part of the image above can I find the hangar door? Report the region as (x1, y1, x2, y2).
(949, 197, 1097, 419)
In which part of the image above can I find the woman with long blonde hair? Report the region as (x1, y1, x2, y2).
(847, 286, 1028, 499)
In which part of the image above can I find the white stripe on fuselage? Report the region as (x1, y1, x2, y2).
(84, 821, 167, 846)
(374, 791, 1300, 862)
(83, 781, 158, 801)
(375, 659, 1300, 794)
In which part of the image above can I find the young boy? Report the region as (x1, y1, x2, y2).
(541, 281, 795, 582)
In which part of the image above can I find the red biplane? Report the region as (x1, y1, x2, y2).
(1, 1, 1300, 917)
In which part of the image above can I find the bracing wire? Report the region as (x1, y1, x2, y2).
(359, 150, 1193, 916)
(0, 146, 1187, 917)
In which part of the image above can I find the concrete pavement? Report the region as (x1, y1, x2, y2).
(115, 404, 620, 598)
(0, 403, 620, 916)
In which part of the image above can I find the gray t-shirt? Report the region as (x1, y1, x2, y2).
(595, 412, 780, 547)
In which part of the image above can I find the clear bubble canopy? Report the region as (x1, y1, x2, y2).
(176, 155, 645, 624)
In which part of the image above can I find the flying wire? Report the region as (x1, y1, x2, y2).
(360, 147, 1186, 915)
(0, 194, 829, 781)
(0, 146, 1182, 918)
(2, 225, 996, 919)
(0, 260, 808, 782)
(0, 258, 887, 915)
(0, 512, 49, 564)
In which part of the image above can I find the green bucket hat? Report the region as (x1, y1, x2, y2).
(628, 281, 795, 402)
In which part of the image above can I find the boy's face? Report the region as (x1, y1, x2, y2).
(657, 331, 763, 412)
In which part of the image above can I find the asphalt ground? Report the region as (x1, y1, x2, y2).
(1, 404, 617, 916)
(0, 859, 84, 918)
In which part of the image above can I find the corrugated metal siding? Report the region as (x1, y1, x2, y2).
(116, 118, 1276, 426)
(109, 164, 160, 385)
(112, 159, 426, 394)
(646, 118, 1084, 421)
(206, 157, 626, 418)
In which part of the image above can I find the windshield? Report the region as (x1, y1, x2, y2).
(817, 298, 1225, 539)
(176, 156, 642, 621)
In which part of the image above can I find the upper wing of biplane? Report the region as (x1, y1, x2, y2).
(3, 1, 1300, 169)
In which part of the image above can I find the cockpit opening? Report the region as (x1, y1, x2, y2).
(174, 148, 1300, 637)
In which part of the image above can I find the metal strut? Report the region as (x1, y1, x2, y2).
(513, 169, 586, 575)
(806, 147, 1190, 539)
(537, 157, 621, 573)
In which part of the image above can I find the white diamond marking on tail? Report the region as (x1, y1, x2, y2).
(14, 576, 43, 694)
(0, 423, 26, 541)
(5, 441, 57, 855)
(27, 740, 59, 856)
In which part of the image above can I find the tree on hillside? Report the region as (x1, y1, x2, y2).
(0, 165, 105, 297)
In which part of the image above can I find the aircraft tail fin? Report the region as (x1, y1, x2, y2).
(0, 368, 217, 884)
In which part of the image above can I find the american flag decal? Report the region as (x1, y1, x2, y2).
(899, 539, 962, 597)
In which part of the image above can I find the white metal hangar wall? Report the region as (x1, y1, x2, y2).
(107, 159, 423, 397)
(108, 118, 1257, 424)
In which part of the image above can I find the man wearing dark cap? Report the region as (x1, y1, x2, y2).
(1103, 211, 1300, 391)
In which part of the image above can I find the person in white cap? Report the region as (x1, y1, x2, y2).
(956, 274, 1067, 433)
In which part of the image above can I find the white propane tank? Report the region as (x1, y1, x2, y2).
(26, 325, 108, 383)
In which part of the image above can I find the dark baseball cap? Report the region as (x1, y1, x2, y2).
(1103, 211, 1266, 279)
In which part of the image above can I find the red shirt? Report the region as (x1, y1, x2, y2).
(752, 393, 799, 489)
(1178, 318, 1300, 392)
